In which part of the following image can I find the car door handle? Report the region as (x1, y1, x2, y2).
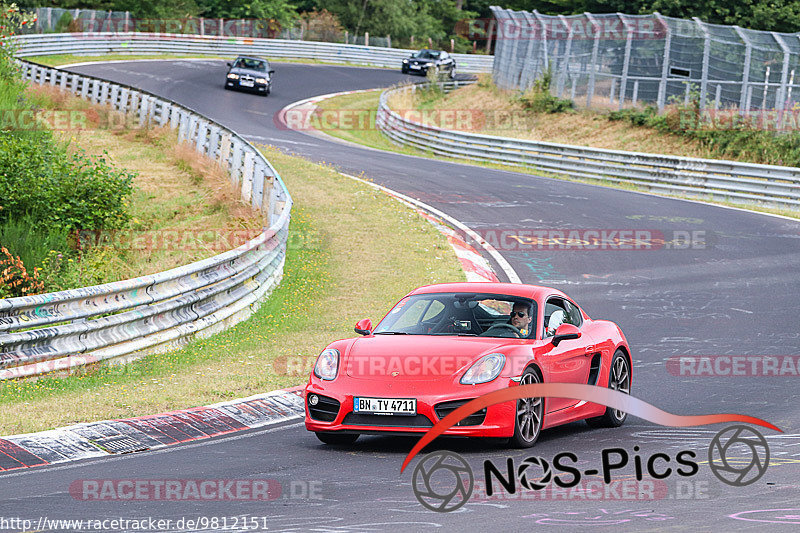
(585, 345, 594, 355)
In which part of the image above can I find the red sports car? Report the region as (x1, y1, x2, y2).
(304, 282, 632, 447)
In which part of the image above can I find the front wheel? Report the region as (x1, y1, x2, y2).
(315, 432, 359, 445)
(586, 350, 631, 428)
(510, 368, 544, 448)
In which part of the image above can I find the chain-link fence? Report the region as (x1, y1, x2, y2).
(490, 6, 800, 115)
(28, 7, 393, 47)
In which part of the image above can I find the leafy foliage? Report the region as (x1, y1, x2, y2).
(515, 69, 574, 114)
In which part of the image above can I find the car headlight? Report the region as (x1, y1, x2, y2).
(461, 353, 505, 385)
(403, 59, 409, 63)
(256, 77, 268, 84)
(227, 73, 239, 80)
(314, 348, 340, 380)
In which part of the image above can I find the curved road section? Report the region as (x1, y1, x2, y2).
(2, 59, 799, 532)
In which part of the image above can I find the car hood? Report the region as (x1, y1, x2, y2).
(343, 335, 519, 381)
(229, 67, 269, 78)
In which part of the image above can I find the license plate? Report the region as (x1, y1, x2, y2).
(353, 397, 416, 415)
(240, 80, 254, 87)
(410, 65, 420, 69)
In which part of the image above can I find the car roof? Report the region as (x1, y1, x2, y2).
(407, 282, 567, 301)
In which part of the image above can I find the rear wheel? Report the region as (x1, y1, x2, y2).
(315, 432, 359, 445)
(587, 350, 631, 428)
(510, 367, 544, 448)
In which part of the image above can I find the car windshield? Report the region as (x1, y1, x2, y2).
(413, 50, 440, 60)
(234, 58, 268, 71)
(374, 292, 537, 338)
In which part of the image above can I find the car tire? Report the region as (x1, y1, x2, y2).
(510, 367, 544, 448)
(586, 350, 631, 428)
(449, 67, 456, 80)
(315, 432, 359, 445)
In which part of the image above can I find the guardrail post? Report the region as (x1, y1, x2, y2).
(618, 13, 634, 110)
(138, 94, 149, 126)
(196, 120, 209, 154)
(242, 151, 255, 202)
(219, 134, 232, 168)
(100, 82, 109, 104)
(231, 140, 243, 185)
(178, 112, 189, 141)
(733, 26, 752, 115)
(693, 17, 710, 109)
(81, 77, 91, 99)
(72, 73, 81, 95)
(655, 13, 671, 112)
(208, 126, 221, 159)
(159, 102, 171, 126)
(60, 70, 68, 91)
(252, 164, 265, 209)
(92, 80, 101, 104)
(585, 13, 600, 108)
(49, 67, 57, 86)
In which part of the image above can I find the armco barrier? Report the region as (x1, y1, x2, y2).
(12, 33, 494, 73)
(376, 82, 800, 209)
(0, 58, 292, 380)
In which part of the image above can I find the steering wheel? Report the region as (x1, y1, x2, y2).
(481, 323, 522, 338)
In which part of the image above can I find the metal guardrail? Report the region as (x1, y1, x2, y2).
(376, 82, 800, 209)
(0, 58, 293, 380)
(12, 33, 494, 73)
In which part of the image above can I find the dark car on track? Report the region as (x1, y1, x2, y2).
(401, 49, 456, 78)
(224, 56, 274, 96)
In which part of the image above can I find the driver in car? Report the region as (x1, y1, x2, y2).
(510, 302, 532, 337)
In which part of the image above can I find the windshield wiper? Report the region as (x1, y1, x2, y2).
(373, 331, 410, 335)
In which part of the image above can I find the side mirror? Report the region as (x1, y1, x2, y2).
(552, 323, 581, 346)
(269, 69, 275, 75)
(226, 62, 232, 67)
(355, 319, 372, 336)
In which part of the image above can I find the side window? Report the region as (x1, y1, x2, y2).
(543, 298, 567, 337)
(564, 300, 583, 327)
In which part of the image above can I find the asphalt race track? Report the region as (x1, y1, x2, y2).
(2, 60, 800, 532)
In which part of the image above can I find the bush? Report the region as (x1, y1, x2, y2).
(0, 132, 136, 233)
(608, 100, 800, 167)
(0, 245, 44, 298)
(515, 69, 574, 114)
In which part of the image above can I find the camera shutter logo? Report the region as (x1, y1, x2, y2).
(708, 425, 769, 487)
(411, 451, 473, 512)
(517, 457, 552, 490)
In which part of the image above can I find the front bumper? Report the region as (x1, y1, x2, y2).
(226, 79, 269, 92)
(305, 378, 517, 437)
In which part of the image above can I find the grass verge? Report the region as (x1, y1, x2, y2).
(313, 87, 800, 220)
(0, 144, 465, 434)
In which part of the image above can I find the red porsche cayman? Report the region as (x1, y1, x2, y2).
(304, 282, 632, 447)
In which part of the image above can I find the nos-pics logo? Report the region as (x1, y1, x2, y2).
(411, 425, 770, 512)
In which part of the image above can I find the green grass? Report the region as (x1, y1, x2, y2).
(314, 90, 800, 221)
